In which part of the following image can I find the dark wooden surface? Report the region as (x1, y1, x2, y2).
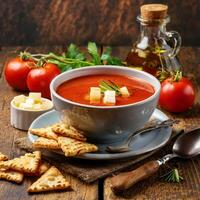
(0, 0, 199, 46)
(0, 46, 200, 200)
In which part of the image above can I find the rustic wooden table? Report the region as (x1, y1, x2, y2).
(0, 46, 199, 200)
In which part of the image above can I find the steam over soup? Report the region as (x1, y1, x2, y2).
(56, 74, 155, 106)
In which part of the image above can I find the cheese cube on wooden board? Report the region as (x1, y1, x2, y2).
(103, 90, 116, 105)
(90, 87, 101, 103)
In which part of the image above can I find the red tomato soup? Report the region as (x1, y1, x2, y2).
(56, 74, 155, 106)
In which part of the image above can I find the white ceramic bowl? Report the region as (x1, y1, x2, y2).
(50, 66, 161, 143)
(10, 98, 53, 131)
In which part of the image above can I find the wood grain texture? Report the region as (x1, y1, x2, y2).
(104, 47, 200, 200)
(0, 47, 98, 200)
(0, 46, 200, 200)
(0, 0, 199, 46)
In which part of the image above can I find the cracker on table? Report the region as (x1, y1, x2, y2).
(29, 126, 58, 141)
(27, 161, 50, 176)
(0, 151, 41, 174)
(58, 136, 98, 157)
(52, 123, 86, 141)
(28, 166, 71, 193)
(0, 152, 8, 161)
(0, 170, 24, 183)
(33, 137, 60, 150)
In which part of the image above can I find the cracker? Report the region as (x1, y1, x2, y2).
(33, 137, 60, 150)
(28, 166, 71, 193)
(0, 152, 8, 161)
(0, 170, 24, 183)
(27, 161, 50, 176)
(58, 137, 98, 157)
(52, 123, 86, 141)
(29, 126, 58, 140)
(0, 151, 41, 174)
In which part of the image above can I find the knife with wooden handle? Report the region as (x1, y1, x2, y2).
(110, 160, 160, 192)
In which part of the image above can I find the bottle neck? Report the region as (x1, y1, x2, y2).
(140, 23, 166, 39)
(136, 15, 170, 47)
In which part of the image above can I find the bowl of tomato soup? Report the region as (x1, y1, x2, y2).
(50, 66, 160, 143)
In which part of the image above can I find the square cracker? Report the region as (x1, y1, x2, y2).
(29, 126, 58, 141)
(52, 123, 86, 141)
(58, 136, 98, 157)
(0, 170, 24, 183)
(28, 166, 71, 193)
(33, 137, 60, 150)
(0, 151, 41, 174)
(0, 152, 8, 161)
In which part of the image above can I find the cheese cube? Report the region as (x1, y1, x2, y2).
(103, 90, 116, 105)
(90, 87, 101, 103)
(25, 98, 35, 105)
(19, 102, 33, 109)
(29, 92, 42, 103)
(33, 104, 42, 110)
(120, 87, 130, 98)
(13, 95, 26, 107)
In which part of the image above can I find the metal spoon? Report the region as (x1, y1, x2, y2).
(106, 119, 177, 153)
(110, 127, 200, 192)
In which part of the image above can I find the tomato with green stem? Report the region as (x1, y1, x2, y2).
(4, 57, 34, 91)
(159, 71, 195, 113)
(27, 63, 61, 99)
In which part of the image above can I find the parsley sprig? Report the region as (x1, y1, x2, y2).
(20, 42, 124, 71)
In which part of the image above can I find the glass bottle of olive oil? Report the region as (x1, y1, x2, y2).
(126, 4, 181, 79)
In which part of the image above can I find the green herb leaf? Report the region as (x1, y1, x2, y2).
(88, 42, 102, 65)
(101, 47, 123, 65)
(65, 44, 85, 61)
(99, 80, 121, 95)
(161, 168, 184, 183)
(101, 47, 112, 61)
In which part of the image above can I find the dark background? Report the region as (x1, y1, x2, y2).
(0, 0, 199, 46)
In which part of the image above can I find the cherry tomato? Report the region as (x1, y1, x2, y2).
(4, 57, 34, 91)
(27, 63, 61, 99)
(159, 77, 195, 113)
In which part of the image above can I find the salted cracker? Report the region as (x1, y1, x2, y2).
(0, 151, 41, 174)
(28, 166, 71, 193)
(0, 152, 8, 161)
(27, 161, 50, 176)
(52, 123, 86, 141)
(58, 136, 98, 157)
(33, 137, 60, 150)
(29, 126, 58, 141)
(0, 170, 24, 183)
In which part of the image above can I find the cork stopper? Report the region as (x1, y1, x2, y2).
(140, 4, 168, 20)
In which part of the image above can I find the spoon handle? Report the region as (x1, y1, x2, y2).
(110, 160, 160, 192)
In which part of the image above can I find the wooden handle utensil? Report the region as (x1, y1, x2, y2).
(110, 160, 160, 192)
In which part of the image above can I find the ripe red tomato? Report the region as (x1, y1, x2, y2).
(159, 77, 195, 113)
(4, 57, 34, 91)
(27, 63, 61, 99)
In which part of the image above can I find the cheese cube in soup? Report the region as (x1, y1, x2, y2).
(103, 91, 116, 105)
(120, 86, 130, 97)
(90, 87, 101, 103)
